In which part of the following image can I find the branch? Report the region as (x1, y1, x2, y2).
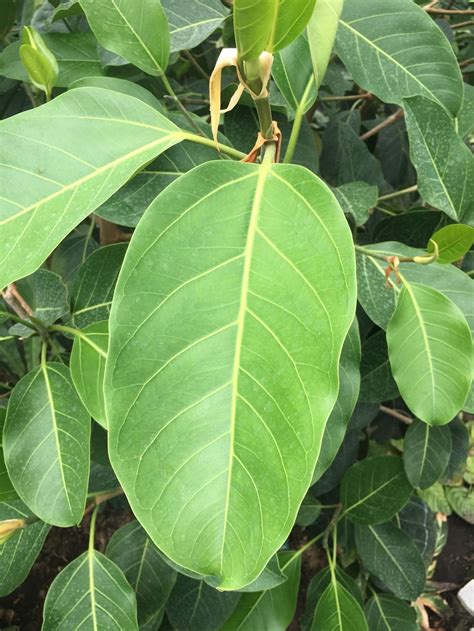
(1, 284, 32, 320)
(320, 92, 372, 102)
(424, 1, 474, 13)
(360, 109, 404, 141)
(379, 405, 413, 425)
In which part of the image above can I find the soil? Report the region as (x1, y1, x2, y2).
(0, 511, 472, 630)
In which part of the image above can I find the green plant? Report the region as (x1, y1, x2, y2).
(0, 0, 473, 628)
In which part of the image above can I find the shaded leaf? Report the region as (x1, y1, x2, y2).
(50, 224, 99, 289)
(359, 331, 398, 403)
(12, 269, 68, 334)
(0, 409, 16, 502)
(373, 211, 447, 249)
(162, 0, 229, 53)
(313, 430, 359, 493)
(296, 491, 321, 527)
(403, 420, 452, 489)
(364, 593, 418, 631)
(334, 182, 378, 227)
(398, 497, 437, 565)
(4, 363, 90, 526)
(443, 418, 469, 481)
(342, 456, 413, 525)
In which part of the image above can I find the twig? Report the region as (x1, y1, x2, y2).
(424, 2, 474, 14)
(1, 284, 32, 320)
(378, 185, 418, 201)
(360, 109, 404, 141)
(97, 217, 131, 245)
(379, 405, 413, 425)
(452, 19, 474, 28)
(83, 487, 124, 516)
(459, 57, 474, 68)
(320, 92, 372, 102)
(182, 50, 210, 81)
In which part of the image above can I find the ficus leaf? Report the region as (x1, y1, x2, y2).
(307, 0, 343, 90)
(364, 593, 418, 631)
(162, 0, 229, 53)
(0, 410, 17, 502)
(428, 224, 474, 264)
(387, 281, 472, 425)
(105, 160, 356, 590)
(0, 87, 183, 290)
(311, 576, 368, 631)
(4, 363, 90, 527)
(403, 420, 452, 489)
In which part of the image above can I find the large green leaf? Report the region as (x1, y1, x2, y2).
(336, 0, 463, 116)
(106, 520, 177, 628)
(105, 161, 356, 589)
(307, 0, 343, 90)
(162, 0, 229, 53)
(4, 363, 90, 526)
(70, 320, 109, 428)
(233, 0, 316, 60)
(403, 420, 452, 489)
(355, 523, 426, 600)
(221, 552, 300, 630)
(311, 576, 368, 631)
(0, 499, 50, 597)
(341, 456, 413, 525)
(0, 410, 16, 502)
(0, 87, 182, 289)
(79, 0, 170, 76)
(364, 593, 418, 631)
(43, 549, 139, 630)
(404, 96, 474, 223)
(333, 182, 378, 228)
(387, 281, 472, 425)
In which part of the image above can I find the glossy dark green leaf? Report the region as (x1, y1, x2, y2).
(162, 0, 229, 53)
(333, 182, 378, 227)
(428, 224, 474, 264)
(404, 96, 474, 223)
(359, 331, 398, 403)
(398, 497, 437, 566)
(70, 320, 108, 428)
(342, 456, 412, 525)
(4, 363, 90, 526)
(79, 0, 170, 76)
(105, 161, 356, 589)
(106, 520, 177, 628)
(0, 499, 50, 597)
(403, 420, 452, 489)
(71, 244, 127, 328)
(233, 0, 316, 60)
(307, 0, 343, 90)
(355, 522, 426, 600)
(336, 0, 463, 116)
(221, 552, 300, 631)
(0, 87, 183, 289)
(311, 576, 368, 631)
(43, 549, 139, 630)
(166, 575, 239, 631)
(0, 409, 16, 502)
(273, 32, 316, 117)
(364, 593, 418, 631)
(387, 282, 472, 425)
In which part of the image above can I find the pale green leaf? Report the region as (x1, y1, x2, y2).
(355, 522, 426, 600)
(428, 224, 474, 264)
(387, 282, 472, 425)
(311, 577, 368, 631)
(106, 520, 177, 628)
(333, 182, 378, 227)
(105, 161, 356, 589)
(342, 456, 412, 525)
(43, 549, 139, 630)
(71, 244, 127, 328)
(403, 420, 452, 489)
(70, 321, 109, 428)
(417, 483, 452, 516)
(364, 593, 418, 631)
(162, 0, 229, 53)
(4, 363, 90, 526)
(273, 32, 316, 117)
(234, 0, 316, 60)
(79, 0, 170, 76)
(446, 486, 474, 524)
(0, 87, 182, 290)
(336, 0, 463, 116)
(221, 552, 300, 631)
(307, 0, 343, 90)
(0, 499, 50, 597)
(404, 96, 474, 222)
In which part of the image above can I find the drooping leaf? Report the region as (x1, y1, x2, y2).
(162, 0, 229, 53)
(311, 576, 368, 631)
(336, 0, 463, 116)
(70, 320, 109, 428)
(341, 456, 412, 525)
(221, 552, 300, 631)
(71, 243, 127, 328)
(398, 497, 437, 566)
(446, 487, 474, 524)
(333, 182, 378, 227)
(428, 224, 474, 264)
(43, 548, 139, 630)
(106, 520, 177, 628)
(307, 0, 343, 90)
(272, 32, 317, 117)
(0, 499, 50, 597)
(403, 420, 452, 489)
(233, 0, 316, 60)
(105, 161, 356, 589)
(4, 363, 90, 526)
(364, 593, 418, 631)
(79, 0, 170, 76)
(0, 87, 183, 289)
(166, 575, 239, 631)
(312, 319, 361, 483)
(387, 281, 472, 425)
(355, 522, 426, 600)
(0, 410, 16, 502)
(403, 96, 474, 223)
(359, 331, 399, 404)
